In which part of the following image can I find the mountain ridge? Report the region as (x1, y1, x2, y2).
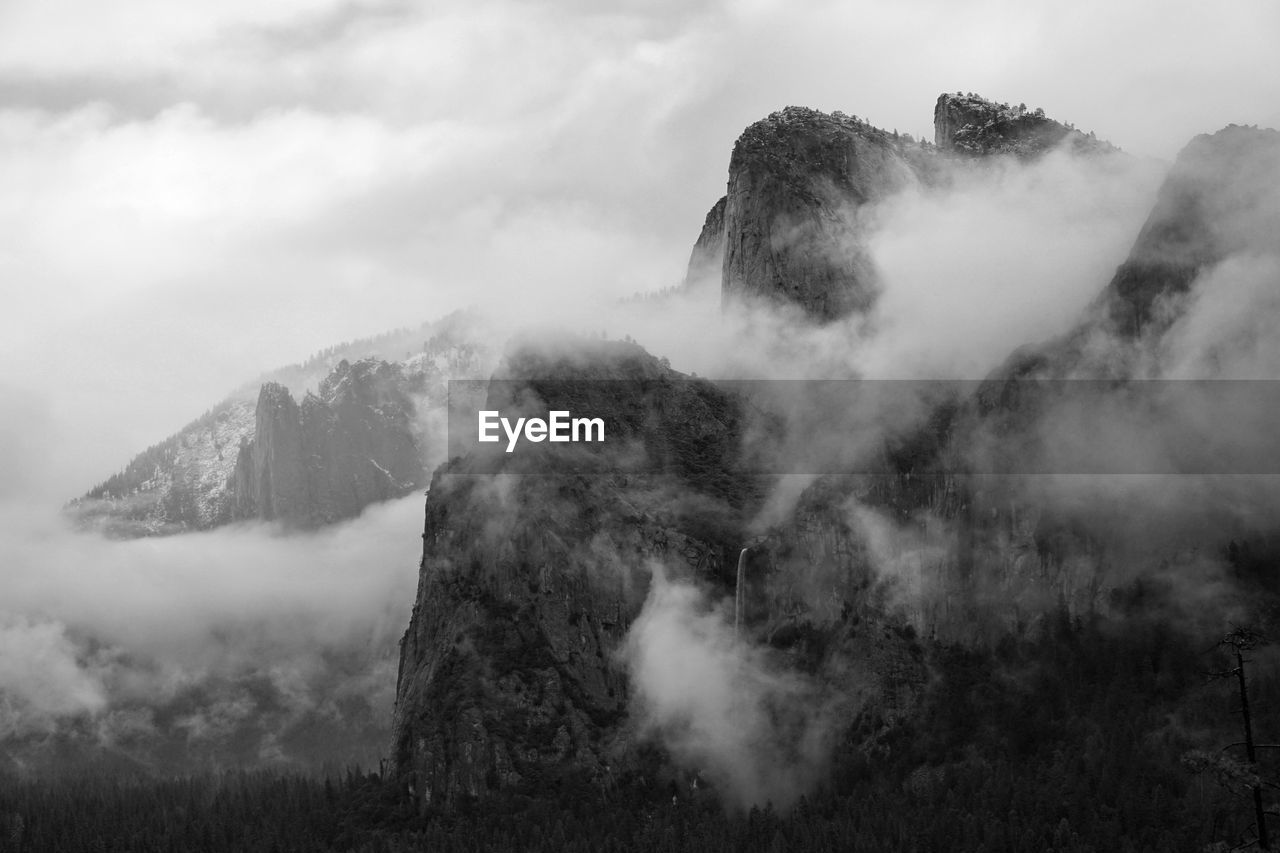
(68, 311, 490, 537)
(389, 93, 1280, 810)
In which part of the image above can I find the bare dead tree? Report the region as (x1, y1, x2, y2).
(1210, 627, 1273, 850)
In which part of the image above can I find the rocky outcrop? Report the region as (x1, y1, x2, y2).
(231, 359, 423, 527)
(1097, 124, 1280, 337)
(721, 107, 921, 320)
(392, 340, 755, 804)
(232, 383, 306, 522)
(684, 196, 727, 288)
(390, 340, 945, 806)
(69, 312, 490, 537)
(969, 123, 1280, 380)
(709, 94, 1112, 320)
(933, 92, 1117, 158)
(853, 124, 1280, 639)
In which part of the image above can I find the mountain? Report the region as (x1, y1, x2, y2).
(715, 95, 1115, 319)
(933, 91, 1119, 157)
(229, 359, 421, 527)
(719, 107, 924, 319)
(391, 338, 751, 800)
(985, 121, 1280, 381)
(1095, 123, 1280, 339)
(683, 195, 727, 289)
(68, 311, 490, 536)
(390, 92, 1280, 818)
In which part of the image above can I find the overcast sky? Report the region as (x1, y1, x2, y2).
(2, 0, 1279, 499)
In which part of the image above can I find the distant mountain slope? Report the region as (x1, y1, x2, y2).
(227, 359, 422, 527)
(69, 310, 492, 537)
(988, 122, 1280, 378)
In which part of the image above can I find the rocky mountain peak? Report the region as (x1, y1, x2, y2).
(721, 106, 920, 321)
(391, 339, 755, 804)
(711, 93, 1118, 321)
(1099, 123, 1280, 336)
(933, 91, 1117, 157)
(729, 106, 903, 199)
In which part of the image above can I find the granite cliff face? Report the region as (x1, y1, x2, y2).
(231, 359, 422, 527)
(984, 122, 1280, 380)
(391, 340, 753, 802)
(232, 383, 305, 522)
(684, 195, 726, 288)
(714, 96, 1113, 320)
(861, 123, 1280, 641)
(69, 314, 489, 536)
(1096, 124, 1280, 338)
(721, 107, 922, 320)
(391, 345, 971, 804)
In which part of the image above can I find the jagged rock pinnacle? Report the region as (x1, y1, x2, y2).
(933, 91, 1117, 158)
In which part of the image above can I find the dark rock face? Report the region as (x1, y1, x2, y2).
(721, 107, 920, 320)
(711, 95, 1109, 320)
(933, 92, 1116, 158)
(392, 469, 731, 803)
(231, 359, 423, 527)
(684, 195, 726, 287)
(233, 383, 306, 522)
(389, 341, 947, 806)
(863, 124, 1280, 637)
(392, 340, 754, 804)
(1097, 124, 1280, 337)
(69, 311, 486, 537)
(975, 123, 1280, 377)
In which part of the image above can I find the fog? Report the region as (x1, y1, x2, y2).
(2, 0, 1279, 806)
(613, 124, 1280, 805)
(3, 0, 1279, 493)
(0, 496, 420, 768)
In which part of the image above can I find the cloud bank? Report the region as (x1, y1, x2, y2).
(0, 496, 421, 771)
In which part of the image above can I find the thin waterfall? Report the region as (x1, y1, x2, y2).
(734, 548, 748, 639)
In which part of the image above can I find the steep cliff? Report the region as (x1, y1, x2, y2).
(232, 383, 306, 522)
(231, 359, 423, 527)
(857, 123, 1280, 640)
(683, 195, 727, 288)
(69, 313, 489, 536)
(710, 94, 1112, 320)
(392, 340, 755, 803)
(390, 342, 941, 805)
(721, 107, 923, 320)
(1096, 124, 1280, 337)
(976, 122, 1280, 382)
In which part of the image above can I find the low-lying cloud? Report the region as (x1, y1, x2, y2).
(0, 494, 422, 770)
(621, 564, 841, 811)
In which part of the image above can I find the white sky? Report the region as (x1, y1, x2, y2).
(2, 0, 1279, 499)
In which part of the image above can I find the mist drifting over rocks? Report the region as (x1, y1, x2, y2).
(4, 61, 1280, 849)
(381, 93, 1280, 816)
